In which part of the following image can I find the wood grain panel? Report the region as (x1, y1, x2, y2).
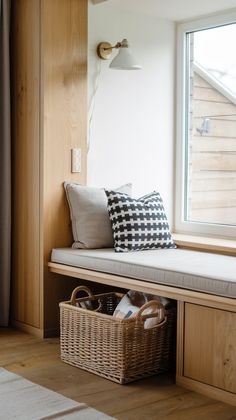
(177, 376, 236, 407)
(173, 233, 236, 256)
(193, 96, 236, 118)
(193, 118, 236, 137)
(193, 73, 210, 88)
(192, 170, 236, 180)
(191, 177, 236, 192)
(191, 152, 236, 171)
(189, 189, 236, 206)
(11, 0, 41, 328)
(184, 304, 236, 394)
(192, 138, 236, 152)
(193, 100, 236, 118)
(190, 207, 236, 224)
(193, 86, 231, 103)
(49, 263, 236, 311)
(11, 0, 88, 336)
(176, 301, 184, 377)
(42, 0, 87, 333)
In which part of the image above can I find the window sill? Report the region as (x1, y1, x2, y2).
(172, 233, 236, 256)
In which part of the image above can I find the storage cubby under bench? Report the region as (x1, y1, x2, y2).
(48, 247, 236, 406)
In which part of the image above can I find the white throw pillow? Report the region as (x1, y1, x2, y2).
(64, 182, 132, 249)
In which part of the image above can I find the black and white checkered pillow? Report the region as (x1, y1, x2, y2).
(105, 190, 176, 252)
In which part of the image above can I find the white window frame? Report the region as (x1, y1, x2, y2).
(175, 10, 236, 239)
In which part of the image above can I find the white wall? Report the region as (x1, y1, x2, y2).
(88, 1, 175, 226)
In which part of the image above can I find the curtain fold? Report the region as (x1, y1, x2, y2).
(0, 0, 11, 326)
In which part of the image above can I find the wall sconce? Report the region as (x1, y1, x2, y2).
(196, 118, 210, 136)
(97, 39, 141, 70)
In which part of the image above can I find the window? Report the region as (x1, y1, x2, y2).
(176, 12, 236, 238)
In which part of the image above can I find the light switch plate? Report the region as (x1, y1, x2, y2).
(71, 148, 81, 173)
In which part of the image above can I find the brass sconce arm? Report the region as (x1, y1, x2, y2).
(97, 39, 129, 60)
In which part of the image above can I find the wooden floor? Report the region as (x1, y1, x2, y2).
(1, 328, 236, 419)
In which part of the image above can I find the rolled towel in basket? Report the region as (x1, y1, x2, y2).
(113, 295, 139, 320)
(128, 290, 171, 309)
(113, 293, 165, 329)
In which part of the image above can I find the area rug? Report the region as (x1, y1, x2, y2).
(0, 368, 115, 419)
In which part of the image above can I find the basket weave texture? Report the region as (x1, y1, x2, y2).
(60, 286, 176, 384)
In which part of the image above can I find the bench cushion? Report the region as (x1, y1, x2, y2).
(51, 248, 236, 298)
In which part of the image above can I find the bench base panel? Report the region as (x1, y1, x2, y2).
(48, 262, 236, 406)
(176, 376, 236, 407)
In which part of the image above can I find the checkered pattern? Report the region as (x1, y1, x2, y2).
(105, 190, 176, 252)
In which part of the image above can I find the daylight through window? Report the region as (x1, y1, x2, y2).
(185, 23, 236, 227)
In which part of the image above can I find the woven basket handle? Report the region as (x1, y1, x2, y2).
(70, 286, 93, 306)
(136, 300, 166, 325)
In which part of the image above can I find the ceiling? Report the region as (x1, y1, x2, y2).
(97, 0, 236, 21)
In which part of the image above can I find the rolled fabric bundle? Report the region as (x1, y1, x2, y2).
(113, 291, 167, 329)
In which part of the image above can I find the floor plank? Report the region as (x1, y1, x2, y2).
(1, 328, 236, 419)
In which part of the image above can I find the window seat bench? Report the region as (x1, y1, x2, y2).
(51, 247, 236, 299)
(49, 247, 236, 407)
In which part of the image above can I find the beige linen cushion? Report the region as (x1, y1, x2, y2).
(64, 182, 132, 249)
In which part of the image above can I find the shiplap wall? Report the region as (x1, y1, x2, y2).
(189, 73, 236, 224)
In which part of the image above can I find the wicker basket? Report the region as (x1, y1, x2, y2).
(60, 286, 176, 384)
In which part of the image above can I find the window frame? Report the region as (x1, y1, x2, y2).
(175, 10, 236, 239)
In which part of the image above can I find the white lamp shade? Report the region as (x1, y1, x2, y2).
(109, 47, 141, 70)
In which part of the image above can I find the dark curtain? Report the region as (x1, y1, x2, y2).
(0, 0, 11, 326)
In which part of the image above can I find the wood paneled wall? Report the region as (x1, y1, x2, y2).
(11, 0, 41, 331)
(11, 0, 87, 337)
(189, 73, 236, 225)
